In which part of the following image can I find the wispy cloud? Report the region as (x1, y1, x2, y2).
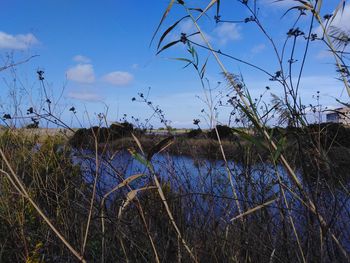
(0, 31, 39, 50)
(315, 50, 333, 60)
(213, 23, 241, 45)
(251, 43, 266, 54)
(73, 55, 91, 63)
(66, 64, 95, 84)
(102, 71, 133, 86)
(67, 92, 102, 102)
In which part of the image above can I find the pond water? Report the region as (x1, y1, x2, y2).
(73, 149, 283, 201)
(72, 149, 350, 251)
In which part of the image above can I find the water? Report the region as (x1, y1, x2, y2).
(73, 149, 285, 218)
(72, 149, 350, 251)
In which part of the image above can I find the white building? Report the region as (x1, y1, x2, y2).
(326, 107, 350, 125)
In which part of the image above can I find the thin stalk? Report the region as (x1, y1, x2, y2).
(81, 130, 99, 255)
(150, 165, 198, 263)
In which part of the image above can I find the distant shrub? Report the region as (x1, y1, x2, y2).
(208, 125, 236, 140)
(69, 122, 135, 148)
(69, 128, 92, 148)
(26, 123, 39, 129)
(109, 122, 134, 139)
(308, 122, 350, 148)
(186, 128, 202, 138)
(270, 123, 350, 149)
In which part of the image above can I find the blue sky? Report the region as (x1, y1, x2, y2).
(0, 0, 349, 128)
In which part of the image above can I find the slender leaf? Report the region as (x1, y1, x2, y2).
(157, 15, 190, 50)
(128, 148, 150, 168)
(200, 57, 209, 79)
(281, 6, 308, 18)
(147, 135, 174, 160)
(157, 40, 181, 55)
(150, 0, 176, 46)
(273, 136, 286, 162)
(131, 133, 145, 155)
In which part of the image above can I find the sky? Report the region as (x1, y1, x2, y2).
(0, 0, 349, 128)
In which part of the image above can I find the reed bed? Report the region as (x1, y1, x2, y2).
(1, 0, 350, 262)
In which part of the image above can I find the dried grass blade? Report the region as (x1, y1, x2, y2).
(102, 173, 144, 202)
(151, 0, 176, 46)
(131, 133, 145, 155)
(230, 198, 277, 222)
(118, 186, 156, 219)
(196, 0, 218, 22)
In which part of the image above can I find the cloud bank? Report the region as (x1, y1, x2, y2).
(102, 71, 133, 86)
(0, 31, 39, 50)
(66, 64, 95, 84)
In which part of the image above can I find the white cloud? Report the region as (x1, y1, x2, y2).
(73, 55, 91, 63)
(0, 31, 39, 50)
(66, 64, 95, 84)
(213, 23, 241, 45)
(102, 71, 133, 86)
(68, 92, 102, 102)
(179, 19, 196, 33)
(251, 43, 266, 54)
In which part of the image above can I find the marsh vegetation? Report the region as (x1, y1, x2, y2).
(1, 0, 350, 262)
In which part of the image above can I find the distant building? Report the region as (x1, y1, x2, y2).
(326, 107, 350, 125)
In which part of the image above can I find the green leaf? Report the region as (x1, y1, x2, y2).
(171, 57, 193, 64)
(273, 136, 286, 162)
(236, 103, 261, 130)
(128, 148, 150, 168)
(169, 57, 194, 68)
(200, 57, 209, 79)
